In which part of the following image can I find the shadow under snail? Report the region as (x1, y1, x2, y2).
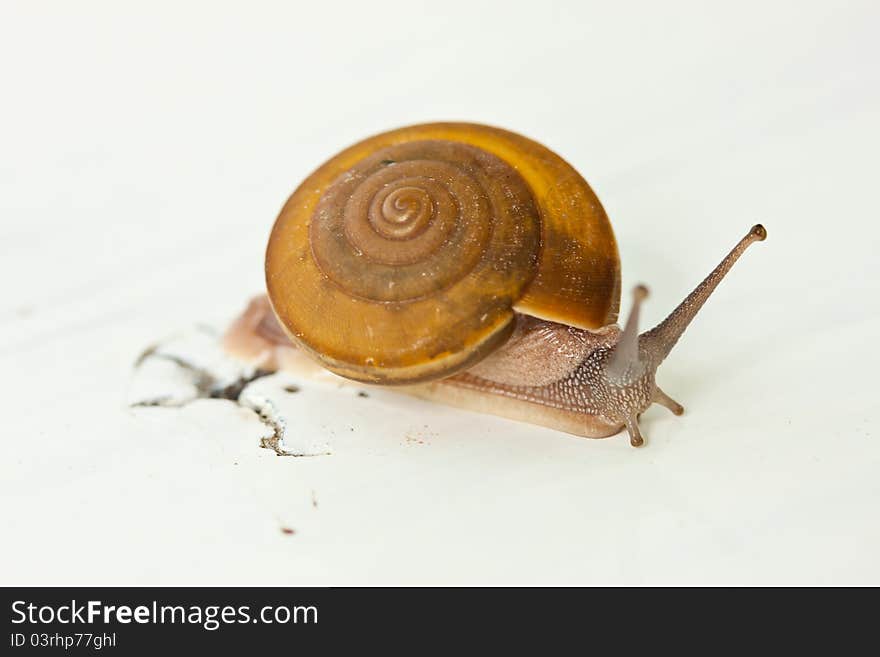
(224, 122, 766, 447)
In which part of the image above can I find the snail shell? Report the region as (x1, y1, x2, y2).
(266, 123, 621, 384)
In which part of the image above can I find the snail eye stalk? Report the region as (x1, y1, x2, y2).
(640, 224, 767, 368)
(606, 284, 649, 383)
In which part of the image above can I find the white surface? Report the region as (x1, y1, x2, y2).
(1, 0, 878, 585)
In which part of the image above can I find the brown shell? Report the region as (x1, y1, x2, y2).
(265, 122, 620, 384)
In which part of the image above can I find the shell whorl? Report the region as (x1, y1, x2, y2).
(266, 122, 621, 384)
(309, 140, 536, 304)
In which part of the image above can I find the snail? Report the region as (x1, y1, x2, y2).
(224, 122, 766, 447)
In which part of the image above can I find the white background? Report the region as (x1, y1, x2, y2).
(1, 1, 878, 585)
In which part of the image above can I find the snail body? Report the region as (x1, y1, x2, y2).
(226, 123, 766, 447)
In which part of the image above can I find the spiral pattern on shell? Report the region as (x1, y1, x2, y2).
(309, 140, 540, 303)
(266, 123, 620, 384)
